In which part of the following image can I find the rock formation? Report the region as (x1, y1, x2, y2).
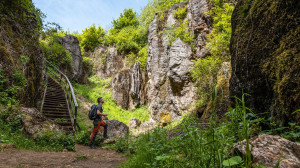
(129, 117, 141, 129)
(92, 46, 124, 78)
(21, 107, 63, 138)
(147, 0, 211, 122)
(230, 0, 300, 124)
(0, 0, 43, 107)
(234, 134, 300, 168)
(187, 0, 212, 58)
(112, 63, 146, 110)
(58, 35, 83, 82)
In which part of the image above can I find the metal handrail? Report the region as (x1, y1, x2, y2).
(43, 59, 79, 131)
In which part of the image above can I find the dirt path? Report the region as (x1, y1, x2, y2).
(0, 144, 126, 168)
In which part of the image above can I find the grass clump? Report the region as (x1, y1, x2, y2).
(119, 93, 256, 168)
(73, 75, 150, 125)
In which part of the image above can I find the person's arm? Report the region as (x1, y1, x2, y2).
(97, 110, 107, 116)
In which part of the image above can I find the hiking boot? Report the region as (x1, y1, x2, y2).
(103, 135, 110, 139)
(89, 143, 96, 149)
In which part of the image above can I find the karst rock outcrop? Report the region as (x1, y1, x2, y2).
(92, 46, 124, 78)
(112, 63, 147, 110)
(147, 0, 212, 122)
(230, 0, 300, 124)
(58, 35, 83, 82)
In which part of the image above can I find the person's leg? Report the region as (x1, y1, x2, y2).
(90, 121, 100, 148)
(99, 121, 108, 138)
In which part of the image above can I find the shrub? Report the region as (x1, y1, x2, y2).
(191, 57, 221, 106)
(137, 46, 148, 70)
(0, 69, 26, 106)
(40, 37, 72, 72)
(174, 6, 187, 20)
(190, 0, 234, 107)
(162, 20, 194, 47)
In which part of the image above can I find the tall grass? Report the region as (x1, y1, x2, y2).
(73, 75, 150, 125)
(119, 92, 255, 168)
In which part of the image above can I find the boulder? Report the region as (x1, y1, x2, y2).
(20, 107, 63, 138)
(58, 35, 83, 81)
(106, 120, 129, 138)
(128, 117, 141, 129)
(234, 134, 300, 168)
(230, 0, 300, 124)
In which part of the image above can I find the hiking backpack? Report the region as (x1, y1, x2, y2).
(88, 104, 97, 120)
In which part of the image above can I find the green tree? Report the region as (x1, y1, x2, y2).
(80, 25, 106, 52)
(111, 8, 139, 34)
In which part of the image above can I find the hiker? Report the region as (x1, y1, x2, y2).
(89, 97, 108, 149)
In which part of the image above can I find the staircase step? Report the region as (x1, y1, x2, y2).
(55, 122, 72, 126)
(43, 107, 68, 111)
(45, 95, 65, 99)
(47, 117, 71, 121)
(43, 105, 67, 109)
(43, 101, 66, 105)
(44, 113, 70, 117)
(43, 111, 69, 115)
(45, 97, 66, 101)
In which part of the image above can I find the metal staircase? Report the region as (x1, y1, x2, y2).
(41, 60, 79, 132)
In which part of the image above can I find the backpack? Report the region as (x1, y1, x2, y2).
(88, 104, 97, 120)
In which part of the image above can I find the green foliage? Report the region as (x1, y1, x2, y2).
(139, 0, 189, 28)
(112, 8, 139, 33)
(112, 26, 142, 54)
(0, 69, 26, 106)
(79, 25, 106, 52)
(120, 94, 255, 168)
(53, 118, 68, 123)
(261, 120, 300, 142)
(73, 75, 150, 125)
(127, 52, 137, 66)
(163, 20, 195, 47)
(174, 6, 187, 20)
(137, 46, 148, 70)
(75, 129, 104, 147)
(82, 56, 92, 75)
(191, 0, 234, 107)
(40, 36, 72, 71)
(115, 136, 130, 153)
(191, 57, 221, 106)
(206, 0, 234, 60)
(222, 156, 242, 166)
(0, 107, 75, 151)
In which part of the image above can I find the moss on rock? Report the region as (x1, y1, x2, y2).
(230, 0, 300, 124)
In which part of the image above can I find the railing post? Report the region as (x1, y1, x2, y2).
(74, 106, 77, 131)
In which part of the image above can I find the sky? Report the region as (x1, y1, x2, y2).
(33, 0, 149, 33)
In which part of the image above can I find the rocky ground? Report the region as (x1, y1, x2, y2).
(0, 144, 126, 168)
